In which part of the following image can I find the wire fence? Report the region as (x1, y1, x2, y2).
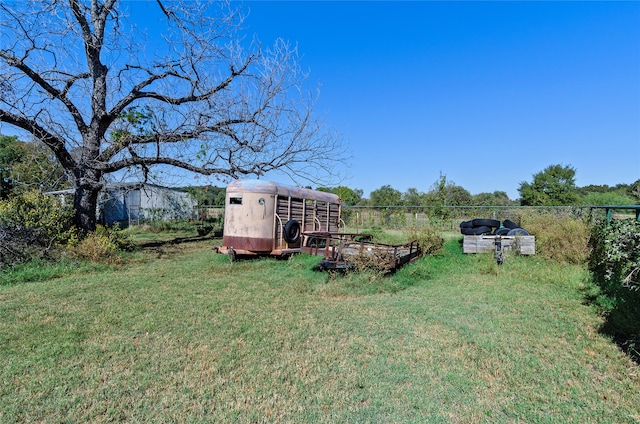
(196, 204, 639, 233)
(341, 205, 600, 232)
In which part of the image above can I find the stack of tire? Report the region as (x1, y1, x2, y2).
(459, 218, 530, 236)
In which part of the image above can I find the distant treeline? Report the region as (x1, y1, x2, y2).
(182, 171, 639, 208)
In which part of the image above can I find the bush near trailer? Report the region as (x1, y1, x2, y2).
(404, 224, 445, 256)
(68, 225, 136, 263)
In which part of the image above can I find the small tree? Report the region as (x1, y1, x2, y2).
(519, 164, 579, 206)
(369, 185, 404, 227)
(472, 191, 513, 206)
(423, 173, 471, 219)
(370, 185, 403, 207)
(402, 188, 428, 207)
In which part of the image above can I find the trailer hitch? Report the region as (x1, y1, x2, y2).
(494, 236, 504, 265)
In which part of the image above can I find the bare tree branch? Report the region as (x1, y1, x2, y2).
(0, 110, 75, 170)
(0, 0, 347, 231)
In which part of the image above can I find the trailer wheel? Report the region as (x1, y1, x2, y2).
(507, 228, 530, 236)
(283, 219, 301, 244)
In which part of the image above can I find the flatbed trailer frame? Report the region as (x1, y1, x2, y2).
(300, 232, 422, 272)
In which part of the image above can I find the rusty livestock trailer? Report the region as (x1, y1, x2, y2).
(218, 179, 342, 258)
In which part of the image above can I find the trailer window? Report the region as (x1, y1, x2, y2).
(229, 197, 242, 205)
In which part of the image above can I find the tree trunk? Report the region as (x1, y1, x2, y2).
(73, 185, 99, 233)
(72, 166, 103, 233)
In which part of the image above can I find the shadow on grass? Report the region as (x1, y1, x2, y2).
(585, 283, 640, 366)
(598, 288, 640, 366)
(138, 233, 221, 249)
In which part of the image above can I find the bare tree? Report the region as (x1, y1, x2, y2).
(0, 0, 344, 232)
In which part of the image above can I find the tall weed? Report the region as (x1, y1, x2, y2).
(518, 210, 590, 264)
(403, 224, 445, 256)
(68, 225, 136, 263)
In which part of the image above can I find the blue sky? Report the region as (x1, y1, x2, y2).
(241, 1, 640, 199)
(4, 1, 637, 199)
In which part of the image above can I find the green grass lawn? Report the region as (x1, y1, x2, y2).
(1, 236, 639, 423)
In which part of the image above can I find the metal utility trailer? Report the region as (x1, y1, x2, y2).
(301, 232, 422, 272)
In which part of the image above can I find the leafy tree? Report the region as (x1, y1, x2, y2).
(370, 185, 403, 207)
(185, 185, 226, 207)
(576, 182, 637, 205)
(472, 191, 513, 206)
(424, 173, 471, 206)
(10, 139, 69, 194)
(580, 191, 635, 206)
(519, 164, 579, 206)
(620, 179, 640, 203)
(0, 189, 75, 246)
(317, 185, 363, 206)
(0, 135, 68, 198)
(367, 185, 403, 228)
(402, 187, 428, 207)
(577, 184, 612, 195)
(446, 185, 472, 206)
(0, 0, 344, 232)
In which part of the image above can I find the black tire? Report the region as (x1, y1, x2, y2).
(472, 218, 500, 228)
(507, 228, 529, 236)
(283, 219, 301, 244)
(460, 227, 473, 235)
(494, 228, 510, 236)
(462, 225, 493, 235)
(502, 219, 519, 229)
(460, 220, 473, 229)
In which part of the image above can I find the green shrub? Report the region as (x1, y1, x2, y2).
(69, 225, 135, 262)
(403, 224, 444, 256)
(589, 219, 640, 293)
(588, 218, 640, 362)
(0, 190, 75, 266)
(0, 189, 74, 243)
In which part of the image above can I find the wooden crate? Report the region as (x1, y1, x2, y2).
(463, 235, 535, 255)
